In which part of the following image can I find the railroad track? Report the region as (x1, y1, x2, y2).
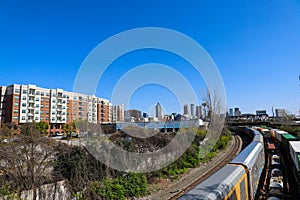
(169, 134, 241, 200)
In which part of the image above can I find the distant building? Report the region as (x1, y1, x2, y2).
(112, 104, 124, 122)
(171, 113, 177, 121)
(196, 105, 202, 118)
(155, 103, 163, 119)
(143, 112, 148, 118)
(256, 110, 267, 116)
(229, 108, 234, 117)
(275, 109, 286, 118)
(125, 109, 142, 121)
(190, 104, 195, 117)
(234, 108, 241, 116)
(183, 104, 189, 115)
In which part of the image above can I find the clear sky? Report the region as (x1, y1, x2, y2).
(1, 0, 300, 116)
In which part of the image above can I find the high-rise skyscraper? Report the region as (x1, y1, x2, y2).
(190, 104, 195, 117)
(183, 104, 189, 115)
(229, 108, 234, 116)
(155, 103, 162, 119)
(196, 105, 202, 118)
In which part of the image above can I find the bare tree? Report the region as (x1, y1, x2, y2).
(0, 125, 12, 140)
(201, 87, 225, 120)
(0, 123, 60, 199)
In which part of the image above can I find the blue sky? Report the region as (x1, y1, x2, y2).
(0, 0, 300, 115)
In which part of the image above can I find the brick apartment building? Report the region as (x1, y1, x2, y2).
(0, 84, 124, 134)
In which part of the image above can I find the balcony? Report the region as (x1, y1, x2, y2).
(28, 99, 35, 103)
(28, 106, 34, 110)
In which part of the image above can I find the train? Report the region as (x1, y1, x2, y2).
(179, 127, 265, 200)
(261, 127, 300, 193)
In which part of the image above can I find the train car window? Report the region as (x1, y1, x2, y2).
(227, 190, 237, 200)
(240, 178, 246, 200)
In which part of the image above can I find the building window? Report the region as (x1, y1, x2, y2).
(13, 116, 18, 120)
(52, 117, 55, 121)
(22, 96, 26, 100)
(22, 109, 26, 113)
(15, 89, 20, 94)
(46, 98, 49, 102)
(41, 104, 44, 108)
(52, 100, 56, 103)
(41, 98, 44, 102)
(46, 92, 50, 97)
(14, 110, 18, 113)
(40, 117, 44, 120)
(40, 110, 44, 114)
(46, 111, 49, 114)
(52, 106, 56, 109)
(41, 92, 44, 96)
(46, 104, 49, 108)
(35, 104, 39, 108)
(14, 96, 19, 99)
(23, 90, 27, 94)
(36, 97, 39, 101)
(22, 103, 26, 107)
(35, 91, 40, 95)
(14, 102, 19, 106)
(35, 117, 39, 121)
(35, 110, 39, 114)
(21, 116, 25, 120)
(46, 117, 49, 120)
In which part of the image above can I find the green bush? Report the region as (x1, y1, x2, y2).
(119, 173, 147, 197)
(92, 179, 126, 200)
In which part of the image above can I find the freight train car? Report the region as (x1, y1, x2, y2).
(281, 133, 298, 154)
(289, 141, 300, 184)
(274, 130, 288, 143)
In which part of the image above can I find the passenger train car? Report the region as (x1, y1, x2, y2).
(179, 127, 265, 200)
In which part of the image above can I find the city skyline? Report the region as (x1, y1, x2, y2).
(0, 1, 300, 115)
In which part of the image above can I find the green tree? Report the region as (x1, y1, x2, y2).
(20, 122, 40, 136)
(34, 121, 49, 135)
(63, 122, 76, 136)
